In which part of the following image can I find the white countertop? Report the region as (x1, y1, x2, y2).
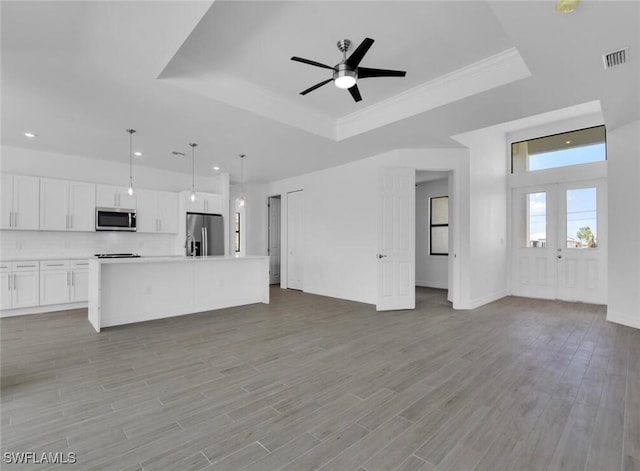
(91, 255, 268, 265)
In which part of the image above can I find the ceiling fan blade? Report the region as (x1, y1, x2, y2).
(345, 37, 375, 69)
(357, 67, 407, 79)
(291, 57, 335, 70)
(300, 78, 334, 95)
(348, 84, 362, 102)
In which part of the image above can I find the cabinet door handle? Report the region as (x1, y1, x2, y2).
(13, 212, 17, 228)
(16, 264, 36, 268)
(70, 214, 73, 229)
(13, 273, 16, 290)
(7, 273, 10, 291)
(48, 264, 64, 267)
(71, 272, 74, 287)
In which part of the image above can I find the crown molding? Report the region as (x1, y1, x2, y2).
(160, 48, 531, 143)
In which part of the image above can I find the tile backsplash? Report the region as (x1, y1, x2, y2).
(0, 230, 180, 260)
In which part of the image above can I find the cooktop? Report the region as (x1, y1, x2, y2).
(94, 253, 141, 259)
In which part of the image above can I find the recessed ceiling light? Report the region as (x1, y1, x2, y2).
(565, 140, 572, 144)
(556, 0, 580, 13)
(134, 151, 143, 157)
(24, 132, 38, 138)
(213, 166, 220, 171)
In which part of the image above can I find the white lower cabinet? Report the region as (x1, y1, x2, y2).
(1, 268, 12, 310)
(3, 261, 40, 309)
(70, 261, 89, 302)
(39, 259, 88, 306)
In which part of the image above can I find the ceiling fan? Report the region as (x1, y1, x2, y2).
(291, 37, 406, 103)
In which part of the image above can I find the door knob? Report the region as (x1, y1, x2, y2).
(557, 255, 562, 259)
(377, 254, 388, 259)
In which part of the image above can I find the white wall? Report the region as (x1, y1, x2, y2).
(244, 148, 471, 307)
(606, 120, 640, 329)
(1, 146, 229, 259)
(416, 178, 449, 289)
(453, 129, 509, 307)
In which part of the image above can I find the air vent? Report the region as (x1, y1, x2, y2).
(603, 48, 627, 70)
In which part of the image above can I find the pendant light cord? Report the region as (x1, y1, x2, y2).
(126, 129, 136, 189)
(240, 154, 245, 195)
(189, 143, 197, 194)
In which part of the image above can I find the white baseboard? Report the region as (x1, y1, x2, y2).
(606, 310, 640, 330)
(455, 290, 508, 310)
(1, 302, 87, 318)
(416, 280, 448, 290)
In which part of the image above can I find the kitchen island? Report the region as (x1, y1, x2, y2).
(88, 255, 269, 332)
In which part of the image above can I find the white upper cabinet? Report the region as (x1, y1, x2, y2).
(157, 191, 178, 233)
(136, 189, 178, 234)
(40, 178, 68, 230)
(1, 175, 15, 229)
(68, 181, 96, 231)
(135, 189, 157, 233)
(1, 175, 39, 230)
(40, 178, 95, 231)
(96, 184, 136, 210)
(185, 192, 222, 214)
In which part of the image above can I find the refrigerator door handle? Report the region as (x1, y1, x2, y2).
(204, 227, 208, 256)
(201, 227, 205, 256)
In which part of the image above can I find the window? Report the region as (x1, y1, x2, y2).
(234, 212, 241, 253)
(566, 187, 597, 249)
(430, 196, 448, 255)
(511, 125, 606, 173)
(525, 192, 546, 248)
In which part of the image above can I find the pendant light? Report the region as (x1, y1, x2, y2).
(126, 129, 136, 196)
(237, 154, 246, 208)
(189, 143, 197, 202)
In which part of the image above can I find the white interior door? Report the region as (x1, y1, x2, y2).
(377, 167, 415, 311)
(268, 196, 281, 285)
(511, 179, 607, 303)
(287, 190, 303, 290)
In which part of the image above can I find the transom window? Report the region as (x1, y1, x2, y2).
(511, 125, 606, 173)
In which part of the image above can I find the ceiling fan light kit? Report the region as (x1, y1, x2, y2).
(291, 37, 406, 102)
(556, 0, 580, 13)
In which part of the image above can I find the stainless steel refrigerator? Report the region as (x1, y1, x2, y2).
(186, 213, 225, 256)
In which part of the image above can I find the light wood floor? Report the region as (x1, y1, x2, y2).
(1, 287, 638, 471)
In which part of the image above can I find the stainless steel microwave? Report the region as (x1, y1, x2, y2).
(95, 207, 137, 231)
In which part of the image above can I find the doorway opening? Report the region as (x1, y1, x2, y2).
(415, 171, 451, 305)
(267, 195, 282, 286)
